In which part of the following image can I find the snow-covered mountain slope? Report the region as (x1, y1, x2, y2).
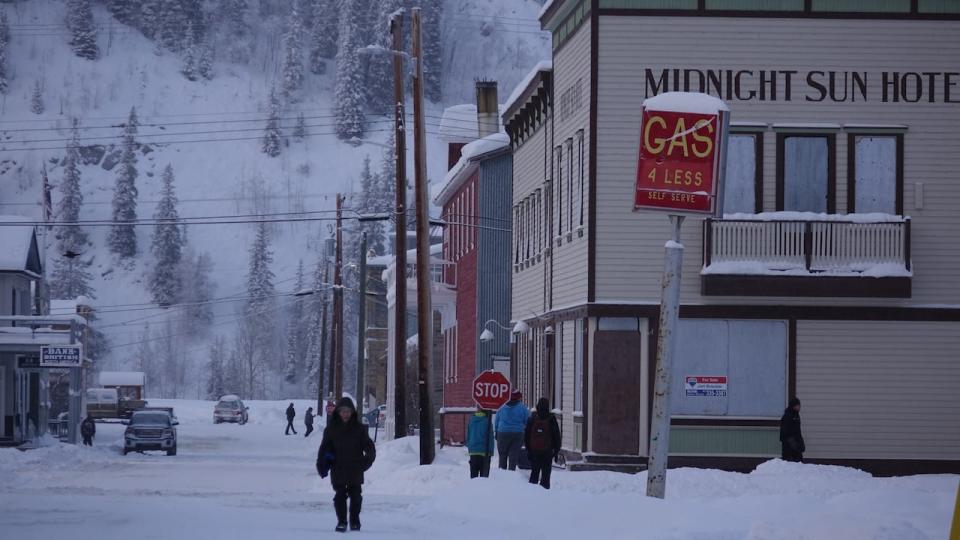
(0, 0, 548, 392)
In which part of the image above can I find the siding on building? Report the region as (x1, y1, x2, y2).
(595, 16, 960, 306)
(550, 19, 592, 308)
(511, 105, 552, 322)
(796, 320, 960, 460)
(477, 152, 514, 372)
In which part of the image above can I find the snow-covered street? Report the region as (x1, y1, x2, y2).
(0, 399, 956, 539)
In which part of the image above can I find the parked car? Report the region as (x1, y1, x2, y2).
(213, 395, 248, 424)
(123, 409, 178, 456)
(86, 388, 119, 419)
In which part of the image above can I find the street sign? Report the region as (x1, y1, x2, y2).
(40, 345, 82, 368)
(685, 375, 728, 397)
(472, 370, 511, 411)
(634, 92, 729, 215)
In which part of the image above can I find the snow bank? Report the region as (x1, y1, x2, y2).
(644, 91, 730, 113)
(723, 211, 906, 223)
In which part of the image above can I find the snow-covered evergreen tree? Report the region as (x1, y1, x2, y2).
(422, 0, 443, 102)
(179, 248, 215, 334)
(238, 222, 278, 397)
(108, 107, 139, 259)
(139, 0, 161, 40)
(334, 0, 367, 140)
(135, 324, 161, 397)
(106, 0, 137, 24)
(55, 120, 89, 254)
(50, 125, 95, 302)
(149, 164, 184, 306)
(220, 0, 252, 64)
(198, 35, 214, 80)
(0, 11, 9, 94)
(223, 345, 243, 396)
(309, 0, 339, 74)
(293, 112, 306, 141)
(30, 80, 44, 115)
(304, 253, 328, 397)
(66, 0, 100, 60)
(206, 335, 228, 400)
(365, 0, 403, 115)
(181, 29, 198, 81)
(261, 91, 282, 157)
(283, 260, 309, 387)
(159, 0, 186, 51)
(280, 2, 305, 102)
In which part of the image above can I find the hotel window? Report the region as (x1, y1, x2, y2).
(513, 204, 520, 265)
(535, 189, 543, 255)
(723, 133, 763, 214)
(848, 134, 903, 215)
(553, 325, 563, 410)
(555, 146, 563, 239)
(577, 130, 585, 230)
(525, 196, 532, 261)
(566, 137, 574, 236)
(777, 133, 836, 213)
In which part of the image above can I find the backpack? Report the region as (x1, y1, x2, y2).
(528, 416, 551, 452)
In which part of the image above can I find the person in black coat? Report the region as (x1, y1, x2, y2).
(285, 403, 297, 435)
(80, 414, 96, 446)
(304, 407, 315, 438)
(524, 397, 561, 489)
(317, 398, 376, 532)
(780, 397, 805, 462)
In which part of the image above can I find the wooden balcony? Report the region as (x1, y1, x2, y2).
(701, 214, 911, 298)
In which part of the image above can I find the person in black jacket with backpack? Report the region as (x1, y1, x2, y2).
(524, 397, 561, 489)
(317, 398, 376, 532)
(780, 397, 805, 462)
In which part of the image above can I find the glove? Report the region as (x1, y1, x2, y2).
(317, 452, 335, 478)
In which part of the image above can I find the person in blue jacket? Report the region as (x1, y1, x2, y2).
(466, 409, 495, 478)
(495, 389, 529, 470)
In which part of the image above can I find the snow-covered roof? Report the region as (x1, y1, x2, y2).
(219, 394, 241, 401)
(538, 0, 557, 21)
(643, 92, 729, 114)
(100, 371, 145, 387)
(438, 104, 506, 143)
(432, 133, 511, 206)
(722, 211, 906, 223)
(0, 215, 41, 277)
(503, 60, 552, 119)
(50, 297, 94, 317)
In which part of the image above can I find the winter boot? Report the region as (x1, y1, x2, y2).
(350, 520, 361, 531)
(335, 522, 347, 533)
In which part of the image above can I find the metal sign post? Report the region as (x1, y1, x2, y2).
(633, 92, 730, 499)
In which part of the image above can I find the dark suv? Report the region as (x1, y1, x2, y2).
(123, 409, 178, 456)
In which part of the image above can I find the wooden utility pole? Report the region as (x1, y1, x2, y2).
(355, 232, 368, 409)
(412, 7, 435, 465)
(333, 194, 345, 401)
(390, 12, 408, 440)
(318, 260, 330, 412)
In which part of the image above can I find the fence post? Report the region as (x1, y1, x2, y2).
(904, 218, 912, 272)
(803, 222, 813, 271)
(704, 219, 713, 268)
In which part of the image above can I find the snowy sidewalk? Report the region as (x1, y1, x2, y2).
(0, 399, 956, 539)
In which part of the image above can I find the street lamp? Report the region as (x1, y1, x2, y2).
(479, 319, 514, 343)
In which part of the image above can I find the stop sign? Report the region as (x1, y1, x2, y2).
(473, 370, 511, 410)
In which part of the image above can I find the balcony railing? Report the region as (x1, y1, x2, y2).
(702, 214, 911, 298)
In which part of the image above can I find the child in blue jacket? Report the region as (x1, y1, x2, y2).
(466, 409, 495, 478)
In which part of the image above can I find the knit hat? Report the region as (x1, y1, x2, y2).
(788, 397, 801, 408)
(511, 389, 522, 401)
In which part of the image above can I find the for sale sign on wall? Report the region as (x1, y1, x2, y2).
(634, 92, 729, 215)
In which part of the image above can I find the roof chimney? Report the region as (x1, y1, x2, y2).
(475, 80, 499, 139)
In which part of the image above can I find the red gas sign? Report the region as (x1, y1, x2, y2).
(634, 98, 727, 215)
(472, 370, 511, 411)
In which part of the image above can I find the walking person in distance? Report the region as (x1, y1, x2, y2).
(285, 402, 297, 435)
(525, 398, 561, 489)
(80, 413, 96, 446)
(780, 397, 805, 462)
(495, 389, 528, 470)
(304, 406, 315, 438)
(317, 398, 376, 532)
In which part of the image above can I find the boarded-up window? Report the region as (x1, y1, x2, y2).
(671, 319, 787, 417)
(854, 136, 897, 214)
(723, 134, 759, 214)
(783, 136, 830, 213)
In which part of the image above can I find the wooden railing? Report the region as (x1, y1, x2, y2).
(704, 217, 911, 274)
